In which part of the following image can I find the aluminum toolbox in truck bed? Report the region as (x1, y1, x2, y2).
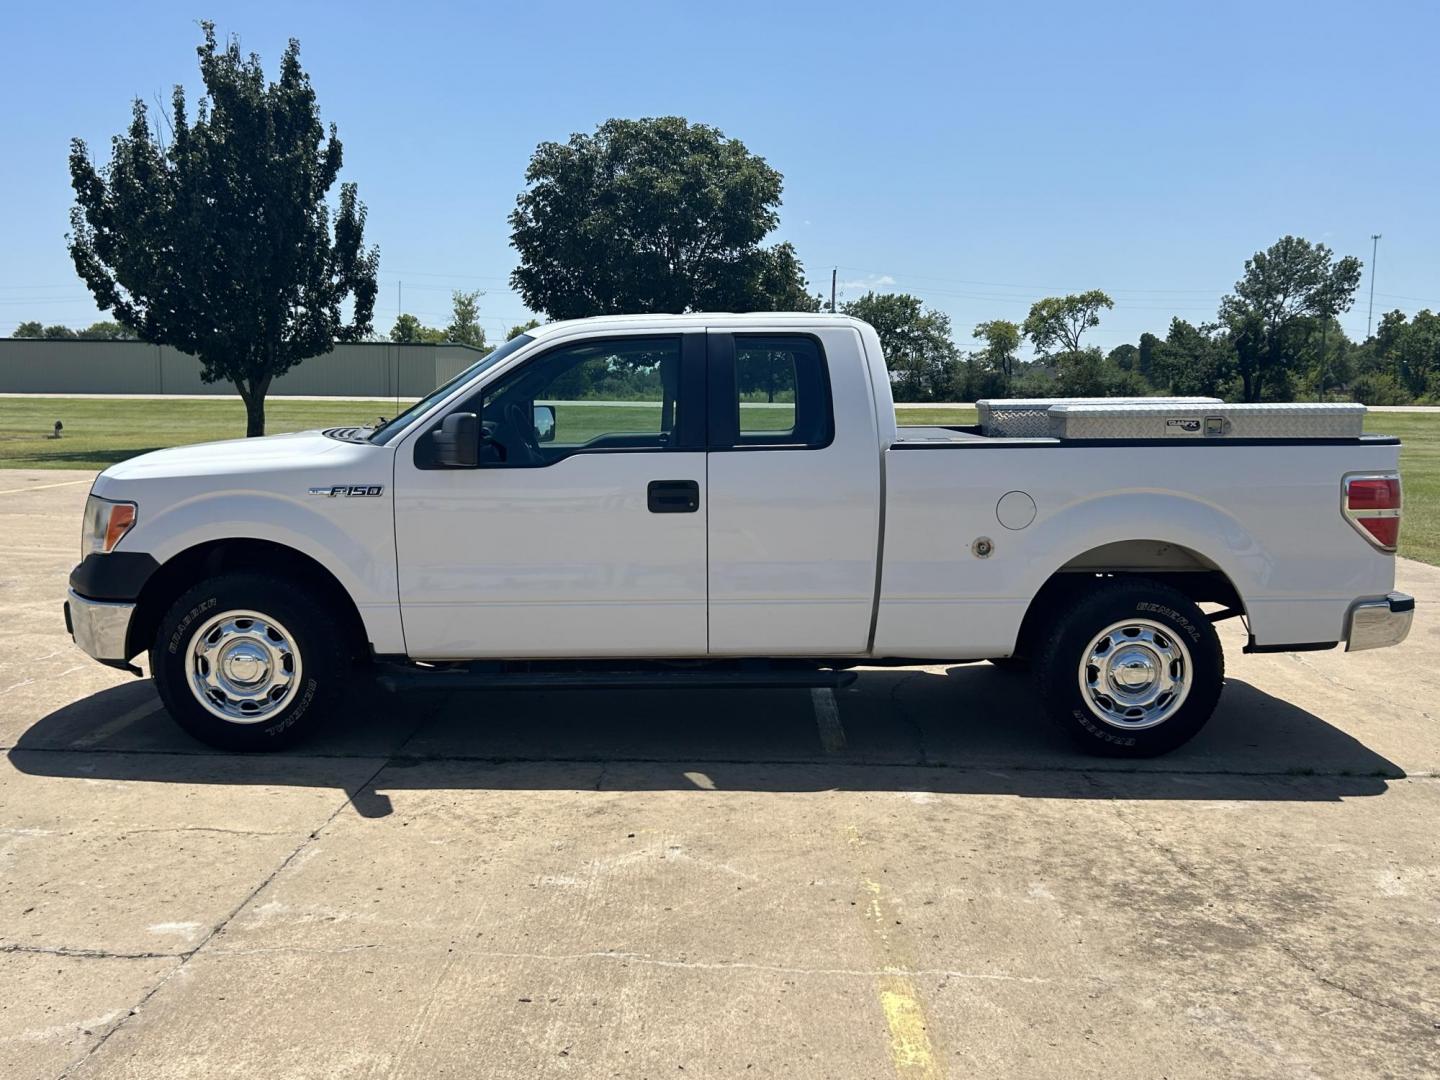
(1046, 401, 1367, 440)
(976, 397, 1221, 437)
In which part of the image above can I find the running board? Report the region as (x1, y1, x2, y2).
(375, 665, 858, 693)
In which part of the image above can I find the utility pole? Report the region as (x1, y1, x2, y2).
(1367, 234, 1381, 338)
(397, 280, 403, 322)
(830, 268, 837, 314)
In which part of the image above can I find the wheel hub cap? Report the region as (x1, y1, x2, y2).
(1078, 619, 1192, 730)
(221, 643, 270, 685)
(187, 609, 303, 724)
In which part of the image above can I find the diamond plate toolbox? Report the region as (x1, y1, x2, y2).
(976, 397, 1221, 438)
(1046, 402, 1367, 440)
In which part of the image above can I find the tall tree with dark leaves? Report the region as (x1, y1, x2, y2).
(1151, 318, 1236, 396)
(842, 292, 960, 402)
(510, 117, 818, 318)
(1218, 236, 1361, 402)
(67, 23, 379, 435)
(973, 319, 1022, 392)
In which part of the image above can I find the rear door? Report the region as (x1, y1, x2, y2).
(704, 327, 883, 655)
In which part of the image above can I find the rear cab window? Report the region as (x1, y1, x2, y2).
(712, 334, 833, 450)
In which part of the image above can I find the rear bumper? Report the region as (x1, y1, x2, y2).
(1345, 592, 1414, 652)
(65, 589, 135, 664)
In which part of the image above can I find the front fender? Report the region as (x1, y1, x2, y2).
(116, 488, 403, 653)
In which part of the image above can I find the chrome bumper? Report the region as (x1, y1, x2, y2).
(1345, 592, 1414, 652)
(65, 588, 135, 663)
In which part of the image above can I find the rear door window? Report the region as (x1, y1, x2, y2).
(711, 334, 833, 449)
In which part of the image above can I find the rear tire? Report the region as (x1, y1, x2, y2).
(150, 573, 345, 751)
(1035, 578, 1223, 757)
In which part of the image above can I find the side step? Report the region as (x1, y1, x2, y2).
(375, 663, 859, 694)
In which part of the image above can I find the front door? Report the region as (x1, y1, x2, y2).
(394, 332, 709, 659)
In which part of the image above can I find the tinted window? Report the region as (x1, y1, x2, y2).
(728, 335, 831, 448)
(476, 336, 686, 467)
(369, 334, 533, 445)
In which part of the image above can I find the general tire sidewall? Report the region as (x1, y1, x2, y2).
(151, 576, 337, 749)
(1042, 587, 1223, 757)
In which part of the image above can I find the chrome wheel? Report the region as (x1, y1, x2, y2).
(186, 609, 302, 724)
(1077, 618, 1191, 730)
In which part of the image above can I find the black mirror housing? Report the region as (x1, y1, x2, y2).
(432, 412, 480, 467)
(533, 404, 557, 443)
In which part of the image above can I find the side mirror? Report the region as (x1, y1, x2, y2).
(432, 412, 479, 467)
(533, 404, 556, 443)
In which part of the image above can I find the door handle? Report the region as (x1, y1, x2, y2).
(647, 480, 700, 513)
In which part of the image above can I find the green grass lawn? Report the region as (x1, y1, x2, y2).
(3, 396, 1435, 565)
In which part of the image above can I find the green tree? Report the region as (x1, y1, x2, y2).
(1218, 236, 1361, 402)
(510, 117, 817, 318)
(1151, 318, 1236, 397)
(1023, 290, 1114, 395)
(390, 313, 445, 344)
(1107, 343, 1139, 372)
(13, 321, 44, 338)
(842, 291, 960, 402)
(1137, 332, 1162, 381)
(972, 319, 1022, 392)
(506, 318, 542, 340)
(1375, 309, 1440, 399)
(43, 325, 79, 339)
(1054, 347, 1107, 395)
(444, 290, 486, 348)
(79, 320, 137, 340)
(67, 24, 379, 435)
(1022, 290, 1114, 355)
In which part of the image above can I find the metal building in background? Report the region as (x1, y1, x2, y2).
(0, 340, 486, 397)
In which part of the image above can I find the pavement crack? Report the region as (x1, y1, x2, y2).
(53, 753, 397, 1079)
(886, 670, 931, 765)
(0, 942, 180, 961)
(116, 826, 291, 839)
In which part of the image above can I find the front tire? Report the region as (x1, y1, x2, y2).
(150, 573, 345, 751)
(1035, 578, 1224, 757)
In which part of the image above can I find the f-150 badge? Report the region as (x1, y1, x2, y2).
(308, 485, 384, 497)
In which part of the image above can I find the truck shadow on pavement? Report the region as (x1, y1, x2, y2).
(9, 664, 1405, 817)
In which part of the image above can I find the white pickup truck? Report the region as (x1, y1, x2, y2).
(65, 313, 1413, 756)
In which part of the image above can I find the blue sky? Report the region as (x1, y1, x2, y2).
(3, 0, 1436, 350)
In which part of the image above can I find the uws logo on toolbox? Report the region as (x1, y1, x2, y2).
(308, 484, 385, 497)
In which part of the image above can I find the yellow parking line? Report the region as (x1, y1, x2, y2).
(878, 977, 944, 1079)
(69, 700, 162, 748)
(0, 478, 92, 496)
(853, 864, 948, 1080)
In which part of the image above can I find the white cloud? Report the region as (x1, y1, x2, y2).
(837, 274, 896, 296)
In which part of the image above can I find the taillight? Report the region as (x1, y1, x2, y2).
(1343, 473, 1402, 552)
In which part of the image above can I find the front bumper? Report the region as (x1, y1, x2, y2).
(65, 588, 136, 664)
(1345, 592, 1414, 652)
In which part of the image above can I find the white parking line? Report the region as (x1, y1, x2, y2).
(812, 687, 847, 752)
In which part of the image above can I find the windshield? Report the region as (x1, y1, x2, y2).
(368, 334, 535, 445)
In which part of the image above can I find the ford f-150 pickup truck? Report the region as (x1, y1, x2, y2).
(64, 313, 1413, 756)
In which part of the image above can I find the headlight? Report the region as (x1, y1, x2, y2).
(81, 496, 137, 559)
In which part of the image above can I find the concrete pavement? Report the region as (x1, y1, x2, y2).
(1, 469, 1437, 1079)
